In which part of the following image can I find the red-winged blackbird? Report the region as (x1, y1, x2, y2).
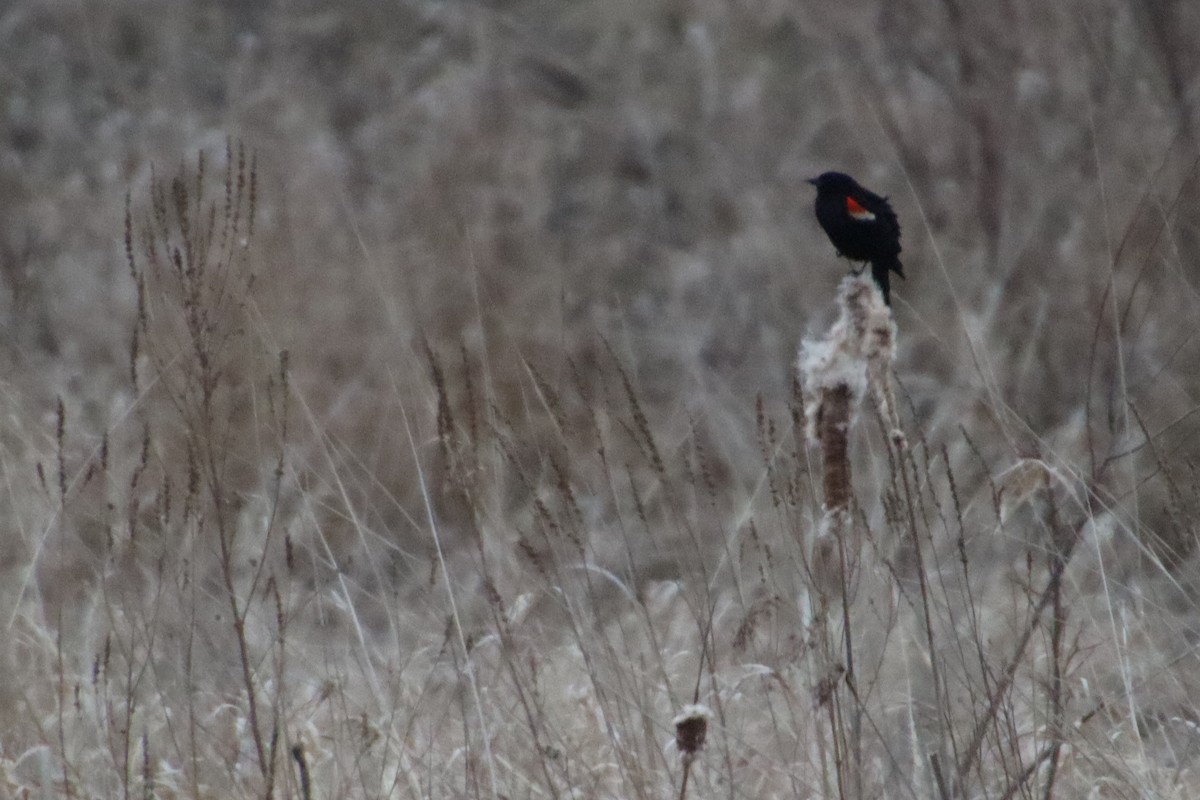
(808, 171, 904, 306)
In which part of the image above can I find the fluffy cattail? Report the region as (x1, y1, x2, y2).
(799, 275, 899, 598)
(799, 274, 898, 464)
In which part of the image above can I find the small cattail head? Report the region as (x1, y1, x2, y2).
(672, 704, 713, 763)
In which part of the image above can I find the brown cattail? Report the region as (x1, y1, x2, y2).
(672, 704, 713, 764)
(799, 275, 897, 598)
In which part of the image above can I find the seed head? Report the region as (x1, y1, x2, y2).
(672, 704, 713, 763)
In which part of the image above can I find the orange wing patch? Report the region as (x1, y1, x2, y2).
(846, 197, 876, 221)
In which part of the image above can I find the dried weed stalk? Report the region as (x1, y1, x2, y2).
(123, 140, 287, 791)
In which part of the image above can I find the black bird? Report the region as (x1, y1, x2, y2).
(807, 171, 904, 305)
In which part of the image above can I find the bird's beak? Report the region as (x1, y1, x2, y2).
(806, 177, 818, 186)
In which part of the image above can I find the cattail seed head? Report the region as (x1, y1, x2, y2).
(673, 704, 713, 763)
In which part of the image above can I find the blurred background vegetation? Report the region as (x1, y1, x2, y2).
(2, 1, 1195, 431)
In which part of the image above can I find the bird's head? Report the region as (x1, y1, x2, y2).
(807, 172, 856, 192)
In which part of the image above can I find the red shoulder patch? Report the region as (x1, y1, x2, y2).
(846, 197, 876, 221)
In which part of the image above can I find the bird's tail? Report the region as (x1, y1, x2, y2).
(870, 256, 904, 306)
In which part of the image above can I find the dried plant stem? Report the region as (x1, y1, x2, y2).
(897, 449, 948, 767)
(126, 140, 280, 790)
(1041, 542, 1069, 800)
(677, 762, 692, 800)
(953, 549, 1073, 792)
(291, 744, 311, 800)
(800, 276, 897, 798)
(215, 507, 269, 774)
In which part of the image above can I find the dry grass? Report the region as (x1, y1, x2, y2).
(2, 1, 1200, 798)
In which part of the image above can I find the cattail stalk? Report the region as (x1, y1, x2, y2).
(799, 275, 898, 595)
